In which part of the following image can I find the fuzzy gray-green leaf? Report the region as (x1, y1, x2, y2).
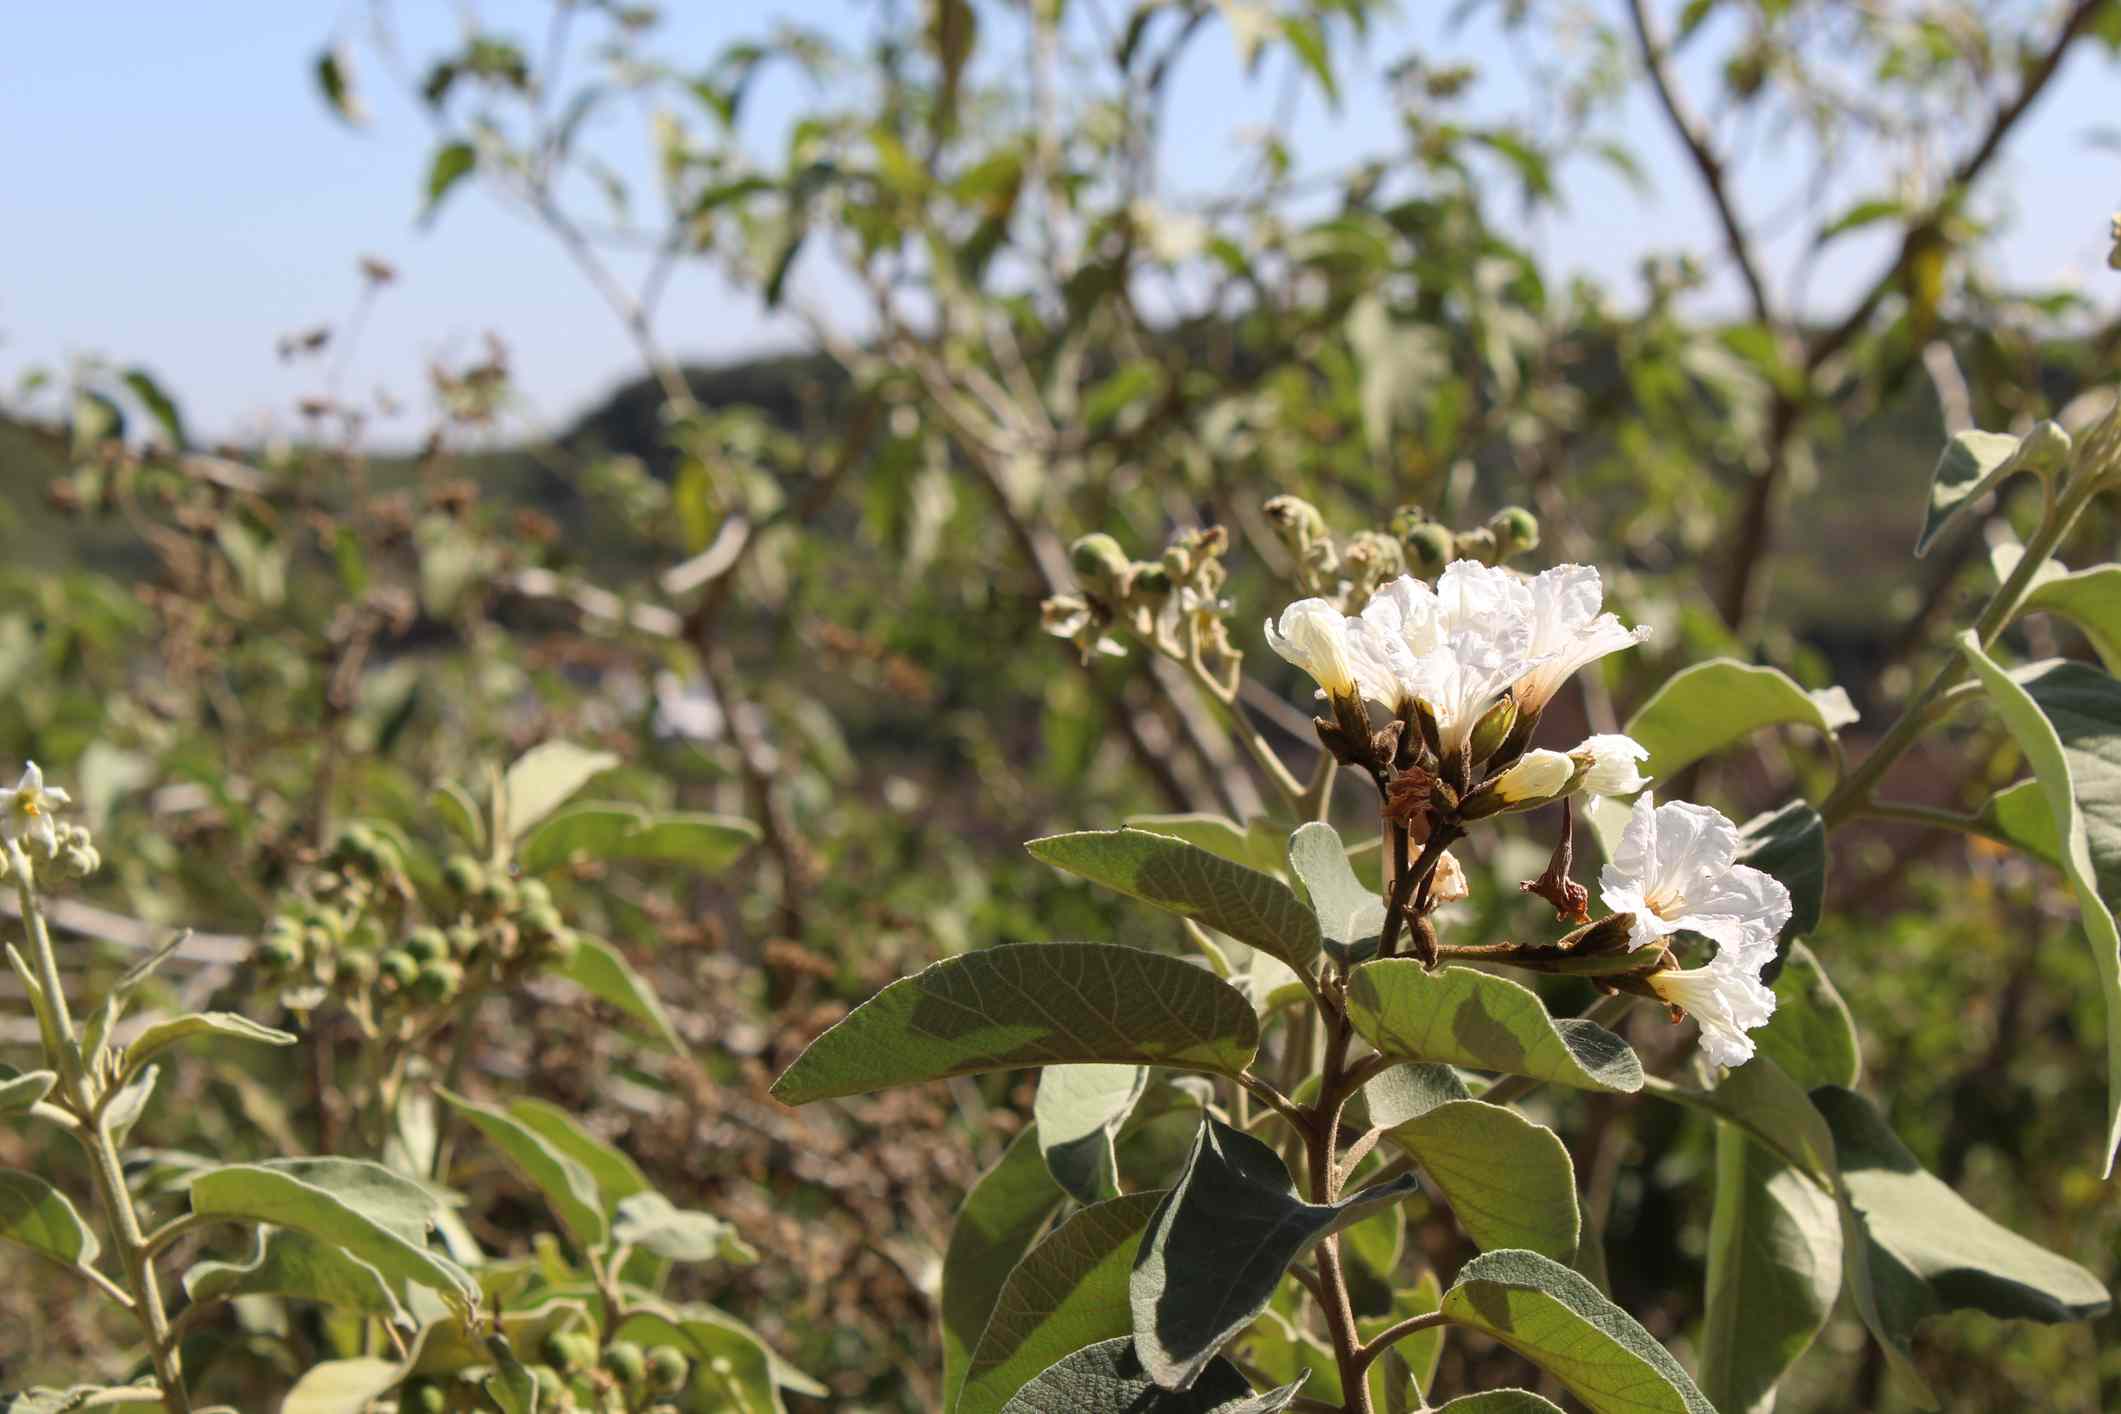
(999, 1338, 1304, 1413)
(1034, 1064, 1147, 1203)
(1346, 961, 1642, 1093)
(1288, 821, 1384, 966)
(943, 1125, 1066, 1410)
(0, 1169, 100, 1269)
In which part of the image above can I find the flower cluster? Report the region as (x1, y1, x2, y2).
(1267, 559, 1651, 805)
(0, 763, 99, 880)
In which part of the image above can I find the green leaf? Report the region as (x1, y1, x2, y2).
(770, 943, 1260, 1105)
(102, 1064, 157, 1145)
(120, 1012, 295, 1082)
(0, 1170, 100, 1268)
(943, 1126, 1067, 1410)
(1754, 942, 1859, 1090)
(1916, 422, 2069, 556)
(1131, 1117, 1420, 1387)
(517, 803, 644, 873)
(555, 935, 686, 1055)
(1623, 659, 1855, 783)
(0, 1070, 55, 1116)
(2014, 560, 2121, 674)
(1434, 1395, 1566, 1413)
(1698, 1124, 1842, 1414)
(612, 1191, 755, 1264)
(483, 1342, 541, 1414)
(121, 368, 186, 450)
(1644, 1057, 1837, 1188)
(1814, 1085, 2110, 1341)
(1034, 1064, 1147, 1204)
(958, 1191, 1164, 1414)
(1960, 642, 2121, 1171)
(184, 1227, 407, 1323)
(431, 781, 486, 852)
(1288, 822, 1384, 966)
(614, 812, 761, 873)
(501, 742, 621, 843)
(420, 141, 478, 225)
(1736, 799, 1826, 948)
(504, 1097, 653, 1215)
(1346, 960, 1643, 1093)
(438, 1088, 607, 1248)
(1358, 1268, 1443, 1399)
(1439, 1249, 1716, 1414)
(999, 1338, 1304, 1413)
(1814, 196, 1904, 245)
(281, 1359, 405, 1414)
(1028, 829, 1323, 975)
(187, 1160, 476, 1318)
(1123, 814, 1284, 876)
(315, 46, 367, 126)
(1367, 1067, 1578, 1260)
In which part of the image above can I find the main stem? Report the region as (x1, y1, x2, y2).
(11, 846, 190, 1411)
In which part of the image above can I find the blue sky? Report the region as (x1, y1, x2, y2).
(3, 2, 2116, 445)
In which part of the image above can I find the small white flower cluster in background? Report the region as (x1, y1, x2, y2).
(0, 762, 98, 880)
(1267, 559, 1652, 805)
(1601, 793, 1791, 1067)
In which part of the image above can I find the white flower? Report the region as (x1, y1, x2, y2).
(1357, 563, 1540, 753)
(1, 762, 73, 858)
(1511, 564, 1650, 715)
(1648, 952, 1777, 1068)
(1571, 734, 1651, 797)
(1490, 748, 1575, 806)
(1430, 849, 1469, 904)
(1598, 793, 1791, 959)
(1265, 598, 1397, 705)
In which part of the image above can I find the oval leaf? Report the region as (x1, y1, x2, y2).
(770, 943, 1260, 1105)
(1028, 829, 1322, 975)
(439, 1088, 607, 1249)
(1375, 1091, 1579, 1260)
(1917, 423, 2068, 557)
(1623, 660, 1855, 784)
(615, 812, 761, 873)
(1035, 1064, 1147, 1204)
(1288, 822, 1385, 966)
(1346, 960, 1643, 1093)
(516, 803, 645, 874)
(1435, 1394, 1566, 1413)
(282, 1358, 405, 1414)
(1131, 1117, 1419, 1389)
(0, 1169, 100, 1268)
(501, 742, 621, 842)
(120, 1012, 296, 1081)
(1440, 1248, 1716, 1414)
(184, 1227, 406, 1323)
(959, 1191, 1165, 1414)
(0, 1069, 56, 1116)
(943, 1125, 1067, 1410)
(1699, 1126, 1842, 1414)
(555, 935, 685, 1055)
(1000, 1338, 1304, 1413)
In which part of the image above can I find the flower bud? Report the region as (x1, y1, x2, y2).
(1069, 533, 1131, 597)
(1491, 748, 1574, 805)
(1262, 494, 1328, 551)
(1571, 734, 1651, 797)
(1454, 525, 1499, 565)
(404, 926, 449, 964)
(603, 1340, 648, 1389)
(647, 1345, 690, 1395)
(411, 959, 461, 1005)
(442, 854, 484, 897)
(1488, 505, 1539, 558)
(1402, 522, 1455, 575)
(377, 949, 419, 992)
(1465, 693, 1519, 766)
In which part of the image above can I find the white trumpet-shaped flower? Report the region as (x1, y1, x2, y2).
(1489, 748, 1575, 806)
(1648, 951, 1778, 1068)
(1, 762, 73, 859)
(1265, 598, 1398, 705)
(1571, 734, 1651, 797)
(1511, 564, 1650, 716)
(1357, 563, 1541, 754)
(1598, 793, 1791, 959)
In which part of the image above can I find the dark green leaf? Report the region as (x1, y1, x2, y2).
(1346, 960, 1643, 1093)
(999, 1338, 1303, 1413)
(121, 369, 186, 449)
(1440, 1249, 1716, 1414)
(1028, 830, 1323, 975)
(1960, 643, 2121, 1170)
(1434, 1394, 1566, 1412)
(1034, 1064, 1147, 1204)
(959, 1192, 1164, 1414)
(943, 1126, 1067, 1410)
(1753, 942, 1859, 1090)
(1288, 822, 1384, 966)
(1131, 1117, 1420, 1388)
(1736, 799, 1826, 950)
(1698, 1126, 1841, 1414)
(771, 943, 1260, 1104)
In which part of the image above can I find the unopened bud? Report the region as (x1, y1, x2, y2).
(1069, 533, 1131, 596)
(1402, 522, 1454, 575)
(1455, 525, 1500, 565)
(1556, 912, 1638, 955)
(1488, 505, 1539, 558)
(1462, 746, 1572, 817)
(1263, 494, 1327, 550)
(1466, 693, 1519, 766)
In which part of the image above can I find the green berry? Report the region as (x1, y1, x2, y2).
(645, 1344, 689, 1395)
(541, 1329, 595, 1372)
(1402, 522, 1455, 574)
(517, 878, 552, 911)
(411, 959, 462, 1005)
(529, 1364, 565, 1403)
(377, 950, 419, 991)
(476, 876, 519, 915)
(1068, 532, 1130, 594)
(404, 926, 449, 963)
(255, 937, 301, 973)
(519, 904, 563, 941)
(537, 928, 580, 971)
(334, 950, 377, 994)
(1488, 505, 1540, 557)
(442, 854, 485, 897)
(447, 924, 483, 960)
(601, 1340, 646, 1388)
